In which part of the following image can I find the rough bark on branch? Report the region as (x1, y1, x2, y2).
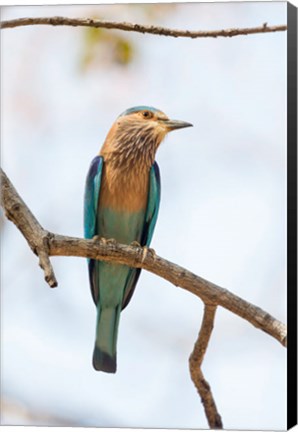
(0, 17, 287, 39)
(1, 169, 57, 287)
(189, 304, 223, 429)
(0, 12, 287, 428)
(0, 167, 287, 428)
(0, 167, 287, 348)
(49, 234, 287, 347)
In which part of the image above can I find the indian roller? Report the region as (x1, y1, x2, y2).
(84, 106, 192, 373)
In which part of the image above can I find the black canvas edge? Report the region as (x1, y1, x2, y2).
(287, 2, 298, 430)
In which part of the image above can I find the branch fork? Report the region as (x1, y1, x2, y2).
(0, 12, 288, 428)
(0, 167, 287, 429)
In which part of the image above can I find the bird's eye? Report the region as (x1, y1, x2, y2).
(142, 111, 153, 119)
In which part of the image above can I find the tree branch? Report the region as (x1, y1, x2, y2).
(49, 234, 287, 348)
(0, 168, 287, 347)
(1, 12, 287, 428)
(0, 17, 287, 39)
(1, 169, 57, 287)
(0, 167, 287, 428)
(189, 304, 222, 429)
(0, 164, 287, 354)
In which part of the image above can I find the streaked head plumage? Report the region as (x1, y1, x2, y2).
(100, 106, 192, 170)
(118, 106, 169, 127)
(117, 105, 192, 132)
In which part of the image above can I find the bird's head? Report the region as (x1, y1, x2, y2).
(101, 106, 192, 168)
(117, 106, 192, 142)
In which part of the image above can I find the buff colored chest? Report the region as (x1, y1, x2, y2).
(96, 161, 149, 246)
(99, 162, 150, 213)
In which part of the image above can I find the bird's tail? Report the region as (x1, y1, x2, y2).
(93, 305, 121, 373)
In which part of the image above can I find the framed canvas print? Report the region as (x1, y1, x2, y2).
(0, 1, 297, 430)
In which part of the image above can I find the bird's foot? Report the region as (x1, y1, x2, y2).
(141, 246, 157, 263)
(130, 241, 141, 248)
(106, 238, 117, 245)
(141, 246, 149, 263)
(130, 242, 156, 262)
(93, 236, 117, 246)
(92, 235, 102, 242)
(149, 247, 157, 261)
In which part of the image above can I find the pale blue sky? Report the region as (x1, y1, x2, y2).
(1, 2, 287, 429)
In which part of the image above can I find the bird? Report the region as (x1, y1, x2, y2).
(84, 106, 192, 373)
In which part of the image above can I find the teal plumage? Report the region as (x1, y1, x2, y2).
(84, 106, 192, 373)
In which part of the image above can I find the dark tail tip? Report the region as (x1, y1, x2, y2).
(93, 347, 117, 373)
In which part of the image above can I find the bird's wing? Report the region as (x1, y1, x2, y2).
(122, 161, 161, 309)
(84, 156, 104, 240)
(84, 156, 104, 304)
(141, 161, 161, 246)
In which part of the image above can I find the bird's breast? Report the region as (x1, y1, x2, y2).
(99, 163, 150, 213)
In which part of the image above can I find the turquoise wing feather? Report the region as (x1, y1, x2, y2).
(141, 161, 161, 246)
(84, 156, 103, 303)
(122, 161, 161, 309)
(84, 156, 103, 239)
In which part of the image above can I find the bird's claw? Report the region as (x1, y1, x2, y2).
(93, 236, 117, 246)
(106, 238, 117, 245)
(93, 235, 102, 242)
(130, 241, 157, 262)
(141, 246, 157, 263)
(148, 247, 157, 261)
(130, 241, 141, 248)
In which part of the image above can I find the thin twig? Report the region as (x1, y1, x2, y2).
(189, 304, 222, 429)
(0, 168, 287, 348)
(0, 17, 287, 39)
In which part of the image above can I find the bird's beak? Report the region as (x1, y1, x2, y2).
(160, 119, 193, 131)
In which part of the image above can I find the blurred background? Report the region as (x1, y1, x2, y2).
(1, 2, 287, 430)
